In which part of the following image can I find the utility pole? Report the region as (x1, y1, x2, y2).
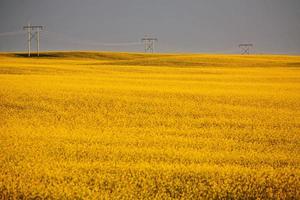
(23, 23, 44, 57)
(141, 36, 158, 53)
(239, 44, 253, 55)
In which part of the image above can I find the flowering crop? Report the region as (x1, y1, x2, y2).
(0, 52, 300, 199)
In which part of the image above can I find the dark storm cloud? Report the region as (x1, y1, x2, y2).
(0, 0, 299, 54)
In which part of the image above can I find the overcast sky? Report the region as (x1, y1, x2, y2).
(0, 0, 299, 54)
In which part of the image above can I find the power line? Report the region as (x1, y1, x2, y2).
(43, 30, 141, 47)
(0, 29, 140, 47)
(0, 28, 256, 54)
(0, 31, 24, 37)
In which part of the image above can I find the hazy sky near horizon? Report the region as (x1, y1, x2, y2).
(0, 0, 300, 54)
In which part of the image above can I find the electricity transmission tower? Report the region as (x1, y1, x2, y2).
(23, 23, 44, 57)
(141, 36, 158, 53)
(239, 43, 253, 55)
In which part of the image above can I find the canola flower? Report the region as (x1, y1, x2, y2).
(0, 52, 300, 199)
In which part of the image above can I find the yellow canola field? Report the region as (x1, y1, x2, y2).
(0, 52, 300, 199)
